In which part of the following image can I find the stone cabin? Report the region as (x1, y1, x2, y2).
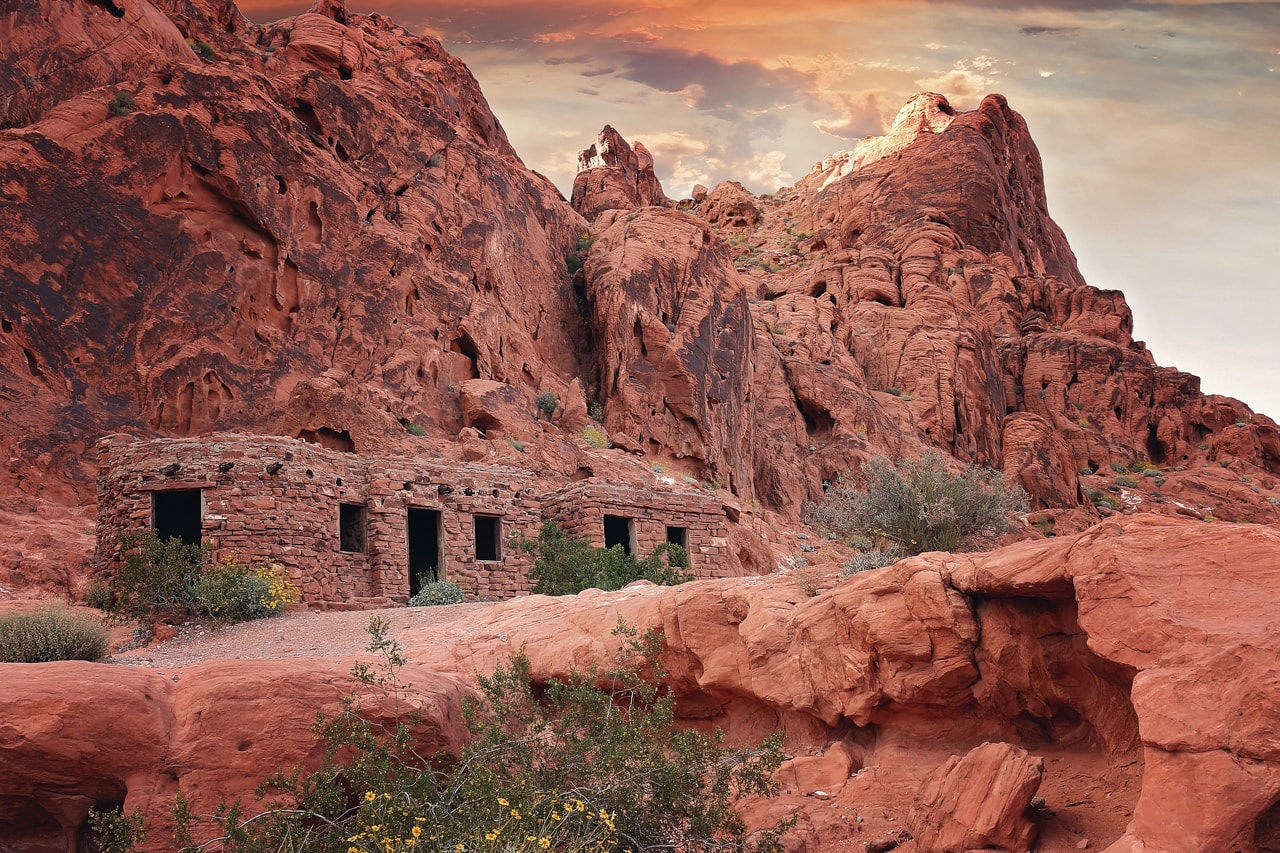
(541, 481, 729, 575)
(95, 433, 732, 606)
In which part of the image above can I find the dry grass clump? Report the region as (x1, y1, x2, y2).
(0, 605, 109, 663)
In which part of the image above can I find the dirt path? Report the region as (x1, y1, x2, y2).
(108, 602, 495, 668)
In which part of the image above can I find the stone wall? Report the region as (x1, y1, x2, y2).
(95, 433, 539, 606)
(540, 480, 731, 577)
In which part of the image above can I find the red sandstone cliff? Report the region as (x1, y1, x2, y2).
(2, 0, 1280, 588)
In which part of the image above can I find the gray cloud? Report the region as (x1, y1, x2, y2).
(616, 47, 815, 115)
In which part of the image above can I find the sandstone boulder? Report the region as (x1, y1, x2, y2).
(908, 741, 1044, 853)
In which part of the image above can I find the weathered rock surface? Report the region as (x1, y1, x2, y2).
(908, 741, 1044, 852)
(0, 0, 593, 580)
(4, 515, 1279, 852)
(571, 124, 670, 220)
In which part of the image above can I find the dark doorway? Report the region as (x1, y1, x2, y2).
(408, 508, 442, 594)
(153, 489, 202, 546)
(604, 515, 636, 555)
(474, 515, 501, 562)
(339, 503, 366, 553)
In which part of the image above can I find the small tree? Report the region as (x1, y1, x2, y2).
(807, 450, 1026, 555)
(514, 521, 690, 595)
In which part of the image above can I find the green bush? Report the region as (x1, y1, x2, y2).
(1113, 474, 1139, 488)
(587, 400, 605, 423)
(0, 605, 109, 663)
(407, 580, 465, 606)
(88, 806, 147, 853)
(190, 557, 299, 623)
(107, 90, 135, 116)
(85, 581, 113, 611)
(806, 450, 1027, 555)
(581, 424, 611, 449)
(109, 531, 298, 623)
(171, 619, 789, 853)
(514, 521, 691, 596)
(111, 531, 208, 619)
(401, 418, 427, 436)
(535, 389, 560, 416)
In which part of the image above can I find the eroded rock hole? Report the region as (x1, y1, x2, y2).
(1146, 424, 1167, 466)
(86, 0, 125, 17)
(290, 100, 322, 136)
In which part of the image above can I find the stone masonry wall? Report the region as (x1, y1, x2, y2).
(96, 433, 538, 606)
(540, 481, 731, 577)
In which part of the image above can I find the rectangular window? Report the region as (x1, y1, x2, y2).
(604, 514, 636, 556)
(665, 526, 688, 550)
(339, 503, 366, 553)
(152, 489, 202, 546)
(474, 514, 501, 562)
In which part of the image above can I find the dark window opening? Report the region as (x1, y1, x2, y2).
(604, 515, 636, 556)
(666, 526, 688, 550)
(153, 489, 202, 546)
(340, 503, 366, 553)
(474, 515, 501, 562)
(408, 508, 442, 594)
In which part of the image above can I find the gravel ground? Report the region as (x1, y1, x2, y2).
(108, 602, 495, 668)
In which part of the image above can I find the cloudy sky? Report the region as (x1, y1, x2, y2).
(244, 0, 1280, 418)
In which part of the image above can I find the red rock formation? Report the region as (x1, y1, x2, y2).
(4, 515, 1279, 852)
(571, 125, 670, 220)
(908, 742, 1044, 853)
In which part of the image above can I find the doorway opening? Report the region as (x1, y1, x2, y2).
(474, 515, 501, 562)
(408, 508, 442, 595)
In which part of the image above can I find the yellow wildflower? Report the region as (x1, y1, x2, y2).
(364, 791, 377, 802)
(411, 826, 422, 838)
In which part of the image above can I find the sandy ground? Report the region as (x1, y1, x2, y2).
(106, 602, 496, 668)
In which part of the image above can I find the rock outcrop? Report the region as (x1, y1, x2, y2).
(4, 515, 1280, 852)
(571, 124, 670, 220)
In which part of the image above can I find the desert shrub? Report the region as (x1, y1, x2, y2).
(110, 531, 208, 619)
(172, 619, 789, 853)
(88, 806, 147, 853)
(514, 521, 691, 596)
(407, 580, 465, 606)
(85, 581, 113, 611)
(188, 38, 216, 61)
(587, 401, 605, 423)
(842, 546, 904, 577)
(190, 556, 299, 623)
(535, 389, 560, 416)
(109, 532, 298, 623)
(1113, 474, 1139, 488)
(807, 450, 1027, 555)
(0, 605, 109, 663)
(401, 418, 427, 436)
(581, 424, 611, 449)
(1110, 461, 1130, 474)
(107, 90, 135, 116)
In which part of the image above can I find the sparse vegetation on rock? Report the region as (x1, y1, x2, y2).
(171, 618, 788, 853)
(807, 450, 1027, 555)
